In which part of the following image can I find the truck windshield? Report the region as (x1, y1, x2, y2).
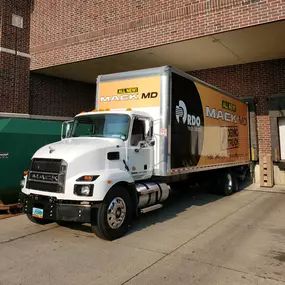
(70, 114, 130, 140)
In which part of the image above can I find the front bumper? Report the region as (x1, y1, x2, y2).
(19, 193, 91, 223)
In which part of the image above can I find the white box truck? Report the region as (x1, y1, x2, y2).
(20, 66, 251, 240)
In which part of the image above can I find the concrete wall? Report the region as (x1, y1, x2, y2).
(274, 165, 285, 185)
(255, 164, 285, 186)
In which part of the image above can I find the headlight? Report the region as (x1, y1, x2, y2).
(81, 185, 90, 196)
(74, 184, 94, 197)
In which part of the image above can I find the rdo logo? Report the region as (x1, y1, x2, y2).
(175, 100, 201, 127)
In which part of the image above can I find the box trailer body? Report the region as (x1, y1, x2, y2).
(20, 66, 250, 240)
(97, 66, 250, 177)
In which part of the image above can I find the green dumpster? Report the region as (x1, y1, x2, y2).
(0, 118, 62, 204)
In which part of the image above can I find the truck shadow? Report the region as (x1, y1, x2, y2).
(62, 177, 253, 236)
(126, 187, 224, 236)
(128, 177, 254, 234)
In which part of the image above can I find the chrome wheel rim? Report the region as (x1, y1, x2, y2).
(107, 197, 126, 229)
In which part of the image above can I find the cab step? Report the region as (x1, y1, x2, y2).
(140, 204, 162, 214)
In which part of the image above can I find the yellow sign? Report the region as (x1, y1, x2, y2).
(98, 76, 161, 109)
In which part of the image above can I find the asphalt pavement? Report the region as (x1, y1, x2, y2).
(0, 187, 284, 285)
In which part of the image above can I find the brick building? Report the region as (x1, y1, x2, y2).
(1, 0, 285, 185)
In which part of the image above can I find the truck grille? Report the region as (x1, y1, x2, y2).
(31, 158, 62, 173)
(27, 159, 67, 193)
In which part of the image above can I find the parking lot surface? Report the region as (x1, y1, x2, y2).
(0, 188, 285, 285)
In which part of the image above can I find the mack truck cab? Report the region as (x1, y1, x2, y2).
(20, 109, 170, 240)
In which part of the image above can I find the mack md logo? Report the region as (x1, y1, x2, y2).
(100, 94, 139, 102)
(175, 100, 201, 127)
(206, 106, 247, 125)
(206, 106, 237, 123)
(100, 86, 158, 102)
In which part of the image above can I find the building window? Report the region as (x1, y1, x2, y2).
(278, 117, 285, 160)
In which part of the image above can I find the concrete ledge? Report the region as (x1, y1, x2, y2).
(244, 183, 285, 194)
(0, 113, 30, 119)
(0, 113, 72, 121)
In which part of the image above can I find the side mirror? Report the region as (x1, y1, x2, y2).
(61, 120, 74, 139)
(66, 124, 71, 137)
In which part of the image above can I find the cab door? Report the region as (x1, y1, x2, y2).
(127, 117, 154, 181)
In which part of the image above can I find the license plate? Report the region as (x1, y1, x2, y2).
(32, 207, 43, 219)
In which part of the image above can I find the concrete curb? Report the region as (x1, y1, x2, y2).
(243, 183, 285, 194)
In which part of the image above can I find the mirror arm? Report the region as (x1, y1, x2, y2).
(135, 140, 155, 152)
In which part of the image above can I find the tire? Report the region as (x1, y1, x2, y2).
(91, 185, 133, 241)
(218, 170, 238, 196)
(26, 214, 52, 225)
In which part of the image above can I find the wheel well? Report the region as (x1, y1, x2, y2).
(113, 181, 138, 215)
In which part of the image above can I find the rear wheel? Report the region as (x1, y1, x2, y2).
(91, 186, 133, 241)
(26, 214, 52, 225)
(219, 170, 238, 196)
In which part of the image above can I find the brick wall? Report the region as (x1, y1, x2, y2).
(30, 0, 285, 70)
(29, 73, 96, 117)
(190, 58, 285, 156)
(0, 4, 2, 45)
(1, 0, 31, 53)
(0, 0, 32, 113)
(0, 53, 30, 113)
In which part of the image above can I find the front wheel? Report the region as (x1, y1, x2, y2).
(91, 186, 133, 241)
